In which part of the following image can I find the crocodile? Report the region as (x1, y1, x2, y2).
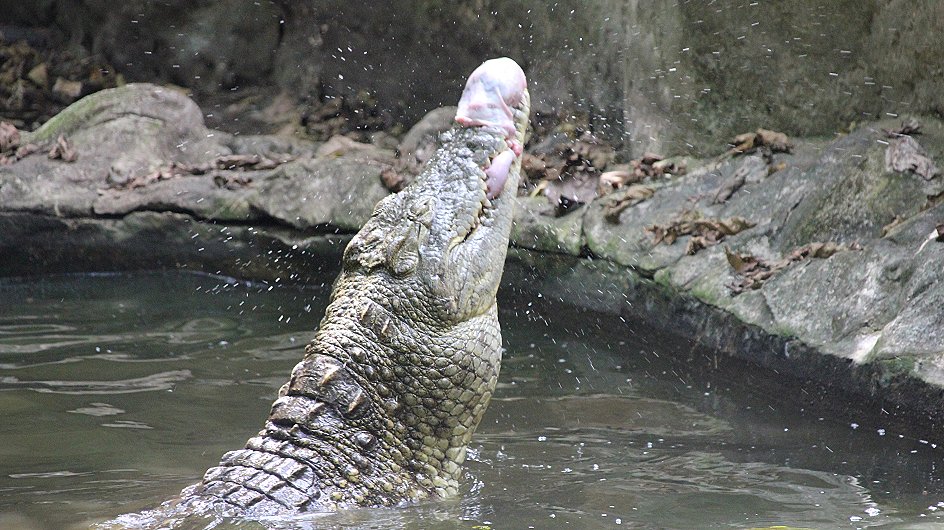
(110, 57, 529, 526)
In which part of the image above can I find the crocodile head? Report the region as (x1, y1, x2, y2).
(343, 57, 529, 325)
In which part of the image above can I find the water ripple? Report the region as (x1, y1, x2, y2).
(0, 370, 192, 394)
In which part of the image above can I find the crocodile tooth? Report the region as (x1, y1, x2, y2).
(277, 382, 290, 397)
(346, 389, 367, 415)
(320, 364, 341, 386)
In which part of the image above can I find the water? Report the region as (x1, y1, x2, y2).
(1, 271, 943, 529)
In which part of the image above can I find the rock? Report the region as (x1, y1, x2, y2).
(51, 77, 82, 102)
(511, 196, 585, 256)
(1, 84, 225, 218)
(515, 116, 944, 402)
(11, 1, 944, 155)
(397, 106, 457, 170)
(0, 81, 388, 275)
(26, 62, 48, 88)
(249, 157, 389, 231)
(316, 135, 393, 161)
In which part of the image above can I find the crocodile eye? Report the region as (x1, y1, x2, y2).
(409, 197, 435, 226)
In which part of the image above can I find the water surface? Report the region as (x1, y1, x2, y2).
(1, 272, 942, 529)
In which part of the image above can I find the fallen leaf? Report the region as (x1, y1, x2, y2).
(885, 135, 939, 180)
(652, 157, 686, 176)
(598, 169, 635, 195)
(709, 216, 755, 235)
(883, 118, 922, 138)
(571, 131, 615, 169)
(727, 128, 792, 156)
(523, 130, 617, 215)
(756, 128, 792, 153)
(47, 134, 77, 162)
(315, 135, 378, 159)
(686, 235, 713, 255)
(0, 39, 122, 126)
(768, 161, 787, 175)
(724, 246, 754, 274)
(14, 143, 39, 159)
(881, 215, 905, 237)
(110, 153, 290, 190)
(712, 171, 745, 204)
(521, 153, 547, 177)
(213, 174, 253, 189)
(730, 132, 757, 153)
(214, 153, 284, 171)
(646, 211, 754, 254)
(302, 90, 393, 142)
(380, 166, 407, 192)
(726, 241, 858, 295)
(628, 152, 684, 181)
(603, 184, 655, 223)
(544, 170, 598, 216)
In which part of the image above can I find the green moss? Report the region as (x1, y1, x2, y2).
(653, 268, 672, 287)
(689, 279, 722, 307)
(207, 198, 253, 221)
(875, 356, 917, 384)
(25, 88, 115, 143)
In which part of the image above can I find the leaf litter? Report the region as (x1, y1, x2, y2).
(646, 210, 755, 255)
(725, 242, 862, 295)
(0, 121, 74, 164)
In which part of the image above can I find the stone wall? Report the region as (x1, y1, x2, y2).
(6, 1, 940, 155)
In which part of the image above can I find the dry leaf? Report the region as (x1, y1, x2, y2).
(652, 157, 686, 176)
(727, 128, 792, 156)
(712, 172, 745, 204)
(881, 215, 905, 237)
(213, 174, 253, 189)
(110, 153, 290, 190)
(885, 135, 939, 180)
(883, 119, 922, 138)
(524, 131, 619, 215)
(730, 132, 757, 153)
(628, 153, 684, 181)
(726, 241, 858, 295)
(380, 166, 407, 192)
(598, 169, 635, 195)
(755, 128, 792, 153)
(27, 62, 48, 88)
(47, 134, 77, 162)
(647, 211, 754, 254)
(315, 135, 378, 159)
(603, 184, 655, 223)
(14, 143, 39, 159)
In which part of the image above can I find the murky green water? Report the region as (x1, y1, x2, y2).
(1, 271, 943, 529)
